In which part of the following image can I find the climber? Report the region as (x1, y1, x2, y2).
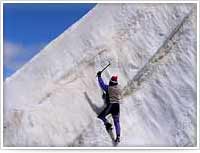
(96, 71, 122, 143)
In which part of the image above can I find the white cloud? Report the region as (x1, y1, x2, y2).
(4, 41, 26, 70)
(3, 41, 45, 73)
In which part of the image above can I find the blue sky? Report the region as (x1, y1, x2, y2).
(3, 3, 96, 79)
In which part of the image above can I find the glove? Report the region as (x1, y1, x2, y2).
(97, 71, 102, 77)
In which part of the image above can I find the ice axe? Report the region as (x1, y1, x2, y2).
(96, 61, 111, 77)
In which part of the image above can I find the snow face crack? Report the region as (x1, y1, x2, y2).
(122, 8, 195, 98)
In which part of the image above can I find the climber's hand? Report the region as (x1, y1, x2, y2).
(97, 71, 102, 77)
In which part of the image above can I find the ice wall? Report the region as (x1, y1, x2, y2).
(3, 3, 197, 147)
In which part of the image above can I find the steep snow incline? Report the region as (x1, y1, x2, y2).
(75, 7, 196, 147)
(4, 4, 196, 147)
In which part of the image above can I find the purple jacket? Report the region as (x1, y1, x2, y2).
(98, 76, 108, 92)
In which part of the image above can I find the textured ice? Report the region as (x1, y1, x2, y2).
(3, 3, 197, 147)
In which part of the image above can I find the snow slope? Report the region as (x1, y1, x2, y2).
(3, 3, 197, 147)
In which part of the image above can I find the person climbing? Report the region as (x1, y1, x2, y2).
(96, 71, 122, 143)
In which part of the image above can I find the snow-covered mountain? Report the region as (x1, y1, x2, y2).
(3, 3, 197, 147)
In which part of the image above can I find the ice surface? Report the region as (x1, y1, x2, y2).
(3, 3, 197, 147)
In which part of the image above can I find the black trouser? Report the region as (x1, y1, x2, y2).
(98, 103, 120, 136)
